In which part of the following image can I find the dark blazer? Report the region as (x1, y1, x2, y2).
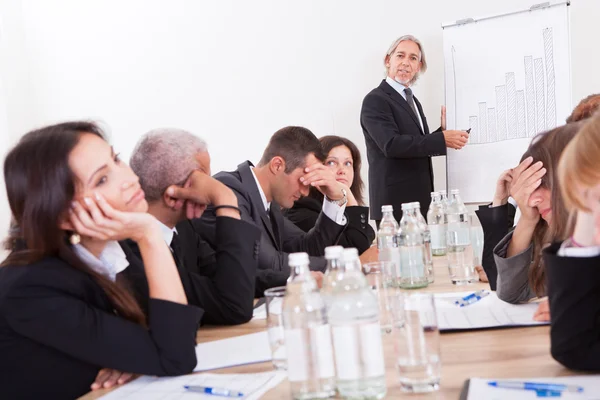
(192, 161, 346, 296)
(120, 216, 259, 325)
(0, 257, 201, 399)
(544, 243, 600, 371)
(361, 80, 446, 221)
(284, 196, 376, 254)
(475, 203, 517, 290)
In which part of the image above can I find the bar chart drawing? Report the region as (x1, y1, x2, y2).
(463, 28, 557, 145)
(443, 2, 570, 203)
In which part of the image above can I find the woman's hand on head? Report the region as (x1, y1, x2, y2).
(509, 156, 546, 225)
(69, 193, 158, 243)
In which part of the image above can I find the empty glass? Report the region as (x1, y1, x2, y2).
(391, 293, 441, 393)
(363, 261, 398, 334)
(264, 286, 286, 370)
(446, 230, 478, 284)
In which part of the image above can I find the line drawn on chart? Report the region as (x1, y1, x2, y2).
(462, 28, 557, 145)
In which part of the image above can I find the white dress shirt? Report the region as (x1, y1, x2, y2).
(557, 240, 600, 258)
(73, 241, 129, 282)
(385, 76, 424, 131)
(250, 167, 347, 225)
(157, 220, 178, 249)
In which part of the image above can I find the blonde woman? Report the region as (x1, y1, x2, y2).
(544, 113, 600, 371)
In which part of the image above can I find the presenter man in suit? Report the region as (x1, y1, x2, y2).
(194, 126, 348, 296)
(361, 35, 469, 224)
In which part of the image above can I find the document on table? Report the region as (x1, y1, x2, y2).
(194, 331, 272, 371)
(252, 297, 282, 320)
(434, 292, 549, 332)
(100, 371, 286, 400)
(466, 376, 600, 399)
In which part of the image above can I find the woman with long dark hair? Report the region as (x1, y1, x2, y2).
(493, 122, 582, 309)
(0, 122, 201, 398)
(285, 135, 375, 254)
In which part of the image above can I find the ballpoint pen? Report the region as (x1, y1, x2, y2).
(454, 290, 487, 305)
(455, 290, 490, 307)
(488, 380, 584, 393)
(184, 385, 245, 397)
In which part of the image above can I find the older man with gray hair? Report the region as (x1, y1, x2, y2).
(360, 35, 469, 223)
(120, 128, 261, 325)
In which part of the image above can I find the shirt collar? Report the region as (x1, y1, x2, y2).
(73, 241, 129, 282)
(157, 220, 178, 247)
(386, 76, 412, 99)
(250, 166, 270, 212)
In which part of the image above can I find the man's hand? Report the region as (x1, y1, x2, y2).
(300, 163, 345, 201)
(475, 265, 488, 283)
(443, 130, 469, 150)
(91, 368, 135, 390)
(310, 271, 324, 289)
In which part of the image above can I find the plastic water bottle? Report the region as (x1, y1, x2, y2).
(377, 205, 400, 283)
(427, 192, 447, 256)
(329, 248, 387, 399)
(321, 245, 344, 309)
(397, 203, 428, 289)
(282, 253, 336, 399)
(470, 213, 484, 271)
(446, 190, 478, 284)
(409, 202, 434, 283)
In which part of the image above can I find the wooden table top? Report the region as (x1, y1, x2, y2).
(81, 257, 575, 399)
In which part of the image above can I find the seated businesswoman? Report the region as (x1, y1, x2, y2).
(284, 135, 376, 254)
(493, 122, 582, 315)
(478, 94, 600, 291)
(0, 122, 201, 399)
(545, 113, 600, 371)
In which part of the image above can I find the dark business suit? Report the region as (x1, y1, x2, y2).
(0, 257, 201, 399)
(120, 216, 259, 325)
(544, 243, 600, 371)
(475, 203, 517, 290)
(192, 161, 346, 296)
(284, 196, 376, 254)
(361, 79, 446, 221)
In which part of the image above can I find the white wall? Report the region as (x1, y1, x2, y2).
(2, 0, 600, 235)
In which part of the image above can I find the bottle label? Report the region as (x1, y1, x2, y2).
(332, 322, 386, 380)
(285, 325, 335, 382)
(429, 224, 446, 250)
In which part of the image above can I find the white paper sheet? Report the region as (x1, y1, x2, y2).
(194, 331, 272, 371)
(252, 298, 282, 320)
(434, 292, 548, 331)
(467, 376, 600, 400)
(99, 371, 286, 400)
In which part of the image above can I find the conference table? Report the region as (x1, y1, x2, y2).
(81, 257, 576, 399)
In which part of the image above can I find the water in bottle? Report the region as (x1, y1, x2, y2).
(397, 203, 428, 289)
(282, 253, 336, 399)
(377, 205, 400, 284)
(321, 245, 344, 309)
(427, 192, 447, 256)
(445, 190, 478, 284)
(329, 248, 387, 399)
(409, 202, 434, 283)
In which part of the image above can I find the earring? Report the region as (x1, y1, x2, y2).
(70, 233, 81, 245)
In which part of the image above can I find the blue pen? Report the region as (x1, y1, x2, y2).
(454, 290, 487, 306)
(184, 385, 244, 397)
(456, 291, 490, 307)
(488, 381, 584, 393)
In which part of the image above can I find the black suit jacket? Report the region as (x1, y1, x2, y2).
(120, 216, 259, 325)
(475, 203, 517, 290)
(0, 257, 201, 399)
(192, 161, 346, 296)
(284, 196, 376, 254)
(544, 243, 600, 371)
(361, 80, 447, 221)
